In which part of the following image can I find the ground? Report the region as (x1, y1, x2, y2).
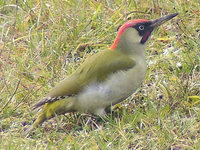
(0, 0, 199, 149)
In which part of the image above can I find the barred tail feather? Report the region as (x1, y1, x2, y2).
(24, 97, 75, 137)
(32, 95, 70, 110)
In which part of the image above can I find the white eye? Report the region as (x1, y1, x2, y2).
(139, 25, 144, 30)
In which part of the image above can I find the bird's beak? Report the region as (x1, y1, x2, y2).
(150, 13, 178, 28)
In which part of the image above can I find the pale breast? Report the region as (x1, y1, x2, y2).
(76, 56, 146, 115)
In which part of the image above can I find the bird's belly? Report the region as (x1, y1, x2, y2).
(76, 65, 146, 115)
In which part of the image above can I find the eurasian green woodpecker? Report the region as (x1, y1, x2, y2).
(24, 13, 178, 136)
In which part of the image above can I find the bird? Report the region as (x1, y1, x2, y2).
(24, 13, 178, 136)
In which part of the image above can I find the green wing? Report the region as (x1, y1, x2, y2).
(47, 50, 136, 97)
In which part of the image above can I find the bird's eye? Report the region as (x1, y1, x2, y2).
(139, 25, 145, 30)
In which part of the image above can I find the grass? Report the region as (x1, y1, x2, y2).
(0, 0, 199, 149)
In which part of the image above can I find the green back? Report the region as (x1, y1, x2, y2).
(47, 50, 136, 97)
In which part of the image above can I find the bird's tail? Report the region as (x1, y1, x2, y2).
(23, 97, 75, 137)
(32, 95, 70, 110)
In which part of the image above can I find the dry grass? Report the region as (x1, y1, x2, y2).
(0, 0, 199, 149)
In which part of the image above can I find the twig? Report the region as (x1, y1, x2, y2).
(14, 77, 55, 111)
(2, 75, 11, 95)
(0, 79, 21, 113)
(13, 79, 40, 111)
(176, 21, 200, 48)
(125, 11, 148, 17)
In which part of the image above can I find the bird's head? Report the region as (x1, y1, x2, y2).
(110, 13, 178, 55)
